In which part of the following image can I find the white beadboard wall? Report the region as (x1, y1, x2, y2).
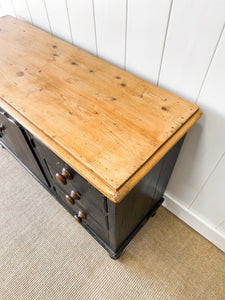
(0, 0, 224, 251)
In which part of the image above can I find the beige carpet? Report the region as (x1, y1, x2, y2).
(0, 146, 224, 300)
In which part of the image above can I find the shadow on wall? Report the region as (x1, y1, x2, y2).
(165, 105, 225, 206)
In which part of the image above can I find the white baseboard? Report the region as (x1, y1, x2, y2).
(163, 193, 225, 252)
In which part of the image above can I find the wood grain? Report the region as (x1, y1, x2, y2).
(0, 16, 201, 202)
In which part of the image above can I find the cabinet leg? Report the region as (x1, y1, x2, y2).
(108, 251, 121, 260)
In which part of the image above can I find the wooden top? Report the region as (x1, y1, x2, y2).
(0, 16, 202, 202)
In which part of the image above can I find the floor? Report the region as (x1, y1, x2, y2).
(0, 146, 224, 300)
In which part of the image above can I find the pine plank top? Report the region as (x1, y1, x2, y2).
(0, 16, 201, 202)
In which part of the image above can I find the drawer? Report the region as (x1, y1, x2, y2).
(54, 185, 109, 243)
(54, 184, 108, 229)
(49, 164, 107, 214)
(33, 137, 107, 214)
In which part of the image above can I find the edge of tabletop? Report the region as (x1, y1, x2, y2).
(0, 96, 202, 203)
(115, 109, 202, 201)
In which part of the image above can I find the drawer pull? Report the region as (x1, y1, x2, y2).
(65, 191, 80, 205)
(65, 194, 74, 205)
(55, 168, 72, 185)
(71, 190, 81, 200)
(0, 124, 5, 137)
(74, 211, 86, 224)
(78, 211, 86, 219)
(55, 173, 66, 185)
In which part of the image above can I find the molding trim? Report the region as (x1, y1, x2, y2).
(163, 192, 225, 252)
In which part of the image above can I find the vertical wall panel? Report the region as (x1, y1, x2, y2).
(11, 0, 32, 23)
(67, 0, 97, 55)
(158, 0, 225, 102)
(190, 153, 225, 229)
(126, 0, 171, 84)
(44, 0, 72, 43)
(26, 0, 51, 33)
(0, 4, 3, 16)
(1, 0, 16, 17)
(166, 28, 225, 213)
(94, 0, 127, 68)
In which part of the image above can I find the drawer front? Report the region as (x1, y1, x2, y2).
(54, 185, 108, 229)
(0, 110, 48, 185)
(33, 137, 106, 214)
(54, 185, 109, 243)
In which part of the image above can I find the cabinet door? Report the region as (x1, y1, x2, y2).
(0, 110, 48, 186)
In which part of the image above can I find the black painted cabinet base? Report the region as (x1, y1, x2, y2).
(0, 108, 185, 259)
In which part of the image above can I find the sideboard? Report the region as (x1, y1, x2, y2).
(0, 16, 201, 258)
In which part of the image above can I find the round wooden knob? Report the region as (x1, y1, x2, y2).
(74, 215, 82, 224)
(70, 190, 80, 200)
(55, 168, 72, 185)
(74, 211, 86, 223)
(62, 168, 72, 180)
(78, 211, 86, 219)
(65, 194, 74, 205)
(0, 124, 5, 135)
(65, 190, 81, 205)
(55, 173, 67, 185)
